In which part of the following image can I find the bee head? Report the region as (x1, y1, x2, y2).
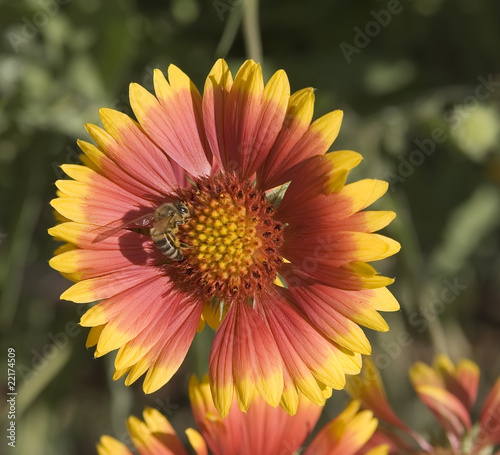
(176, 202, 190, 217)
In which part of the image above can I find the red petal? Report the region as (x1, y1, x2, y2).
(255, 287, 346, 406)
(209, 301, 283, 417)
(478, 378, 500, 447)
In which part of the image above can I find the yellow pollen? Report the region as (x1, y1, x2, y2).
(179, 194, 263, 282)
(172, 174, 284, 301)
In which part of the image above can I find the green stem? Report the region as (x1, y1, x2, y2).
(242, 0, 262, 61)
(215, 2, 244, 58)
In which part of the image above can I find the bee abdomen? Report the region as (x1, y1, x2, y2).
(152, 232, 183, 261)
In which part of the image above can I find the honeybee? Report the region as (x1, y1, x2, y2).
(93, 201, 191, 261)
(149, 202, 191, 260)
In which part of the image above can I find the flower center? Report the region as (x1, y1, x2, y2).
(168, 174, 283, 302)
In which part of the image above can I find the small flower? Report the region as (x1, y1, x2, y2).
(96, 374, 389, 455)
(347, 355, 500, 454)
(49, 59, 400, 416)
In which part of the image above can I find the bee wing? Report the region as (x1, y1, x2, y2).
(92, 212, 156, 243)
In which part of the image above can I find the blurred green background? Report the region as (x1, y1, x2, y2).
(1, 0, 500, 453)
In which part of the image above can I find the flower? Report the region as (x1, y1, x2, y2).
(49, 58, 400, 416)
(96, 374, 389, 455)
(347, 355, 500, 454)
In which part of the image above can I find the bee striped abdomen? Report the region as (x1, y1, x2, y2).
(151, 231, 184, 261)
(147, 201, 190, 261)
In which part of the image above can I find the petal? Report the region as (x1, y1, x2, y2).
(127, 409, 188, 455)
(411, 359, 474, 443)
(205, 62, 292, 178)
(454, 359, 480, 410)
(142, 296, 202, 393)
(279, 177, 389, 228)
(185, 429, 208, 455)
(341, 179, 390, 214)
(59, 265, 163, 303)
(409, 360, 445, 390)
(280, 368, 300, 415)
(223, 60, 264, 177)
(190, 374, 322, 455)
(285, 273, 372, 354)
(277, 154, 346, 222)
(84, 120, 176, 198)
(305, 400, 379, 455)
(52, 164, 152, 227)
(156, 65, 212, 165)
(86, 325, 104, 348)
(97, 435, 134, 455)
(208, 301, 284, 417)
(129, 69, 211, 177)
(141, 408, 188, 454)
(201, 300, 227, 330)
(202, 59, 233, 171)
(80, 274, 168, 347)
(431, 355, 480, 412)
(413, 385, 471, 439)
(346, 358, 415, 437)
(286, 260, 394, 293)
(114, 292, 201, 391)
(113, 295, 175, 373)
(255, 286, 347, 412)
(257, 88, 315, 190)
(190, 374, 253, 455)
(49, 239, 161, 282)
(77, 139, 167, 200)
(262, 109, 344, 189)
(478, 377, 500, 447)
(98, 108, 179, 193)
(363, 446, 390, 455)
(189, 374, 238, 454)
(282, 227, 400, 268)
(278, 395, 324, 454)
(334, 211, 397, 234)
(241, 68, 290, 179)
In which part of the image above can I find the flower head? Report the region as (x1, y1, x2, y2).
(49, 59, 400, 416)
(96, 374, 389, 455)
(347, 355, 500, 454)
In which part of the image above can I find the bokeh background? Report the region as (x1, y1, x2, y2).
(1, 0, 500, 453)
